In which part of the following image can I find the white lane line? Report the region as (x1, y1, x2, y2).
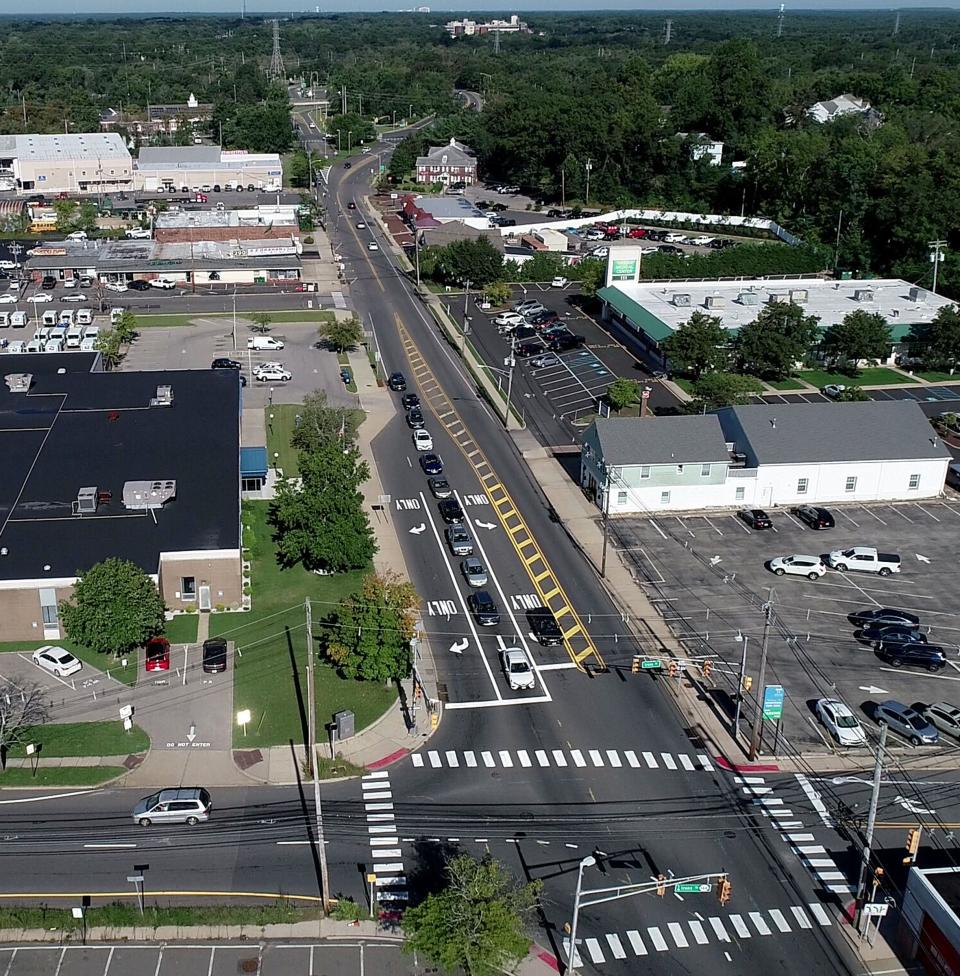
(708, 917, 730, 942)
(678, 754, 695, 771)
(745, 786, 773, 795)
(647, 927, 669, 952)
(796, 773, 834, 827)
(465, 751, 477, 767)
(809, 903, 833, 926)
(368, 826, 395, 833)
(411, 754, 424, 767)
(428, 751, 441, 768)
(517, 750, 532, 767)
(0, 789, 103, 805)
(482, 751, 495, 767)
(535, 750, 549, 766)
(735, 776, 765, 784)
(445, 751, 459, 767)
(366, 813, 395, 822)
(688, 920, 709, 945)
(768, 909, 792, 933)
(667, 923, 689, 948)
(643, 751, 657, 768)
(584, 939, 604, 964)
(606, 750, 622, 767)
(661, 753, 677, 770)
(827, 884, 857, 894)
(571, 749, 586, 767)
(589, 749, 604, 767)
(372, 863, 404, 873)
(698, 754, 714, 770)
(84, 843, 137, 849)
(605, 934, 626, 960)
(499, 751, 513, 767)
(626, 930, 647, 955)
(791, 906, 813, 929)
(729, 915, 751, 938)
(625, 750, 640, 768)
(552, 749, 568, 766)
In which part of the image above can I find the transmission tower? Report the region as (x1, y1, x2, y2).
(269, 20, 285, 81)
(664, 19, 672, 45)
(893, 11, 901, 36)
(493, 27, 500, 54)
(776, 3, 785, 38)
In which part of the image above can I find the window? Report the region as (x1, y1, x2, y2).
(909, 473, 921, 490)
(797, 478, 808, 495)
(617, 490, 628, 505)
(660, 491, 671, 505)
(845, 476, 858, 493)
(639, 465, 651, 479)
(181, 576, 197, 600)
(701, 463, 711, 477)
(735, 486, 745, 501)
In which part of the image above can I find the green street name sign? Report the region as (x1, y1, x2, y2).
(674, 883, 712, 893)
(641, 659, 661, 670)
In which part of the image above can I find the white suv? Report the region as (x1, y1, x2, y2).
(767, 554, 827, 580)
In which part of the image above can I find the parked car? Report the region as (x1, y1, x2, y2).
(548, 333, 585, 352)
(419, 453, 443, 476)
(202, 637, 228, 673)
(849, 607, 921, 629)
(248, 336, 284, 350)
(551, 276, 569, 288)
(822, 384, 846, 398)
(212, 358, 243, 371)
(388, 372, 407, 391)
(827, 547, 900, 575)
(468, 590, 500, 626)
(515, 341, 545, 358)
(815, 698, 867, 746)
(60, 293, 87, 302)
(133, 787, 212, 827)
(32, 645, 82, 677)
(149, 278, 178, 289)
(627, 228, 647, 239)
(689, 236, 715, 246)
(795, 506, 835, 529)
(528, 607, 564, 645)
(340, 367, 353, 386)
(531, 353, 559, 369)
(513, 326, 539, 342)
(874, 700, 939, 745)
(413, 429, 433, 451)
(103, 281, 128, 293)
(919, 702, 960, 740)
(406, 408, 425, 429)
(501, 647, 535, 690)
(460, 557, 488, 587)
(657, 244, 684, 256)
(254, 365, 291, 382)
(445, 524, 474, 556)
(145, 636, 171, 672)
(401, 393, 420, 410)
(513, 299, 542, 313)
(862, 624, 926, 647)
(664, 232, 687, 244)
(127, 280, 151, 291)
(428, 476, 451, 498)
(767, 555, 827, 580)
(495, 311, 525, 327)
(438, 498, 464, 523)
(41, 277, 58, 289)
(876, 643, 946, 672)
(27, 293, 53, 303)
(739, 509, 772, 529)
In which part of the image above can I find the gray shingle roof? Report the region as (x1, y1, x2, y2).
(592, 416, 730, 465)
(715, 401, 950, 464)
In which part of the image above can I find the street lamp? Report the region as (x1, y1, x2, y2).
(567, 854, 596, 975)
(733, 631, 749, 741)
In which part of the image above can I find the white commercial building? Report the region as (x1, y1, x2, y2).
(134, 146, 282, 192)
(581, 401, 951, 515)
(0, 132, 133, 196)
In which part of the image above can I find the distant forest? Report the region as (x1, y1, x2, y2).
(3, 11, 960, 291)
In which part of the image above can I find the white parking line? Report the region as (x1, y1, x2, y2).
(888, 506, 914, 523)
(915, 504, 940, 522)
(675, 516, 694, 538)
(648, 519, 668, 540)
(837, 509, 860, 527)
(728, 515, 752, 534)
(704, 517, 724, 536)
(859, 506, 887, 524)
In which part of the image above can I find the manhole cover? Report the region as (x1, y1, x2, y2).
(233, 749, 264, 770)
(238, 958, 259, 974)
(123, 754, 144, 770)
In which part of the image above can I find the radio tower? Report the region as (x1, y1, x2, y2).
(776, 3, 785, 37)
(893, 11, 901, 36)
(493, 27, 501, 53)
(664, 19, 672, 45)
(269, 20, 285, 81)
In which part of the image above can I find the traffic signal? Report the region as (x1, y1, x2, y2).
(717, 877, 732, 905)
(742, 675, 753, 693)
(904, 827, 922, 864)
(702, 658, 713, 678)
(632, 655, 641, 674)
(667, 661, 678, 679)
(656, 874, 667, 897)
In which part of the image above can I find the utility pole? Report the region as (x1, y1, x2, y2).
(412, 217, 421, 287)
(306, 596, 330, 915)
(855, 723, 887, 930)
(834, 209, 844, 271)
(748, 600, 773, 761)
(585, 158, 592, 206)
(929, 240, 947, 294)
(305, 598, 316, 777)
(462, 279, 471, 351)
(734, 634, 749, 741)
(599, 473, 613, 579)
(503, 353, 516, 430)
(566, 855, 596, 975)
(342, 86, 348, 115)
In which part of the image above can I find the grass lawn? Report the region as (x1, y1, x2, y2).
(672, 377, 695, 394)
(165, 614, 199, 644)
(265, 404, 304, 479)
(0, 767, 126, 787)
(337, 352, 359, 393)
(799, 367, 919, 387)
(917, 371, 960, 384)
(0, 640, 137, 687)
(212, 502, 397, 749)
(4, 721, 149, 758)
(767, 377, 808, 391)
(137, 310, 335, 328)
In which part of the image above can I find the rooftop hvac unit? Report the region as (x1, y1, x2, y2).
(738, 291, 760, 306)
(909, 286, 927, 303)
(672, 293, 692, 307)
(123, 480, 176, 511)
(789, 288, 809, 304)
(704, 296, 726, 309)
(853, 288, 874, 303)
(150, 385, 173, 407)
(75, 486, 98, 514)
(767, 291, 790, 304)
(4, 373, 32, 393)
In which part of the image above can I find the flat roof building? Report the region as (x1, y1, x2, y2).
(0, 356, 241, 639)
(153, 204, 300, 243)
(135, 146, 283, 192)
(0, 132, 134, 196)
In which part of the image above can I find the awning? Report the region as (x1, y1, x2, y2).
(240, 446, 268, 478)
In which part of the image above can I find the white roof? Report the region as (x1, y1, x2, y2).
(6, 132, 129, 162)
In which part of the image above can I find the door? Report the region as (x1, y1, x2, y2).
(198, 585, 211, 611)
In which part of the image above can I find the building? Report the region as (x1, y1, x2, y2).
(134, 146, 282, 193)
(806, 93, 882, 126)
(0, 132, 134, 196)
(415, 138, 477, 187)
(0, 357, 241, 639)
(596, 250, 953, 362)
(901, 865, 960, 975)
(444, 14, 528, 36)
(581, 401, 951, 514)
(676, 132, 724, 167)
(25, 237, 302, 287)
(100, 94, 214, 136)
(399, 193, 488, 227)
(153, 205, 301, 243)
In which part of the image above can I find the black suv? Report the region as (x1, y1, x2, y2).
(438, 498, 464, 523)
(795, 506, 835, 529)
(875, 643, 945, 672)
(202, 637, 228, 673)
(528, 607, 563, 645)
(468, 591, 500, 626)
(41, 275, 57, 290)
(406, 408, 425, 429)
(401, 393, 420, 410)
(388, 372, 407, 392)
(212, 358, 242, 370)
(548, 333, 585, 352)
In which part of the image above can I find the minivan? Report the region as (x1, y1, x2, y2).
(132, 787, 212, 826)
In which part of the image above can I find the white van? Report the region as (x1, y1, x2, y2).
(76, 308, 93, 326)
(26, 337, 44, 353)
(34, 326, 51, 343)
(41, 309, 58, 326)
(44, 338, 64, 353)
(49, 325, 68, 344)
(58, 310, 75, 326)
(110, 308, 124, 325)
(7, 341, 26, 354)
(66, 324, 84, 348)
(247, 335, 284, 350)
(0, 312, 9, 328)
(80, 335, 99, 351)
(10, 311, 27, 329)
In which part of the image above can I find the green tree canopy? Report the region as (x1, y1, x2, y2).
(822, 310, 892, 373)
(431, 238, 505, 287)
(402, 855, 542, 976)
(687, 371, 764, 411)
(318, 315, 364, 353)
(60, 558, 166, 657)
(909, 304, 960, 370)
(291, 389, 360, 452)
(661, 310, 730, 379)
(734, 301, 821, 380)
(606, 377, 641, 411)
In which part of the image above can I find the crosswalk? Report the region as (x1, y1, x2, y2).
(564, 902, 836, 966)
(361, 770, 407, 905)
(410, 748, 714, 772)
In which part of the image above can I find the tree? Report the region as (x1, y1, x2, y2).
(318, 315, 364, 353)
(291, 389, 360, 451)
(250, 312, 273, 334)
(909, 304, 960, 370)
(53, 199, 80, 233)
(433, 238, 504, 287)
(329, 111, 376, 150)
(402, 854, 541, 976)
(735, 302, 821, 381)
(95, 328, 123, 369)
(324, 573, 419, 682)
(836, 385, 870, 401)
(573, 258, 605, 297)
(0, 680, 48, 758)
(483, 281, 511, 307)
(606, 377, 640, 411)
(687, 371, 764, 411)
(287, 150, 315, 188)
(60, 558, 166, 657)
(269, 443, 376, 573)
(822, 310, 891, 373)
(661, 311, 730, 379)
(115, 310, 138, 345)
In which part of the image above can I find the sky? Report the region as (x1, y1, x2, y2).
(3, 0, 959, 13)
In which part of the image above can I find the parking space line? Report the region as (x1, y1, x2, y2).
(888, 506, 914, 523)
(154, 949, 164, 976)
(675, 517, 694, 538)
(837, 509, 860, 528)
(729, 515, 752, 534)
(914, 504, 941, 522)
(878, 666, 960, 683)
(860, 506, 887, 524)
(1, 948, 15, 976)
(648, 519, 667, 540)
(781, 511, 805, 529)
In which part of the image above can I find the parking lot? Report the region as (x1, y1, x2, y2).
(609, 498, 960, 754)
(766, 385, 960, 406)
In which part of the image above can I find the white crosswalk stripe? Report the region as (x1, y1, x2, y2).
(688, 921, 709, 945)
(626, 930, 646, 955)
(678, 754, 695, 771)
(729, 915, 751, 938)
(585, 938, 604, 963)
(361, 772, 406, 904)
(465, 751, 477, 767)
(605, 934, 626, 959)
(625, 750, 640, 767)
(708, 917, 730, 942)
(809, 902, 833, 926)
(643, 751, 657, 768)
(791, 906, 813, 929)
(518, 750, 531, 767)
(571, 749, 586, 767)
(749, 912, 772, 936)
(667, 923, 688, 948)
(408, 748, 712, 771)
(647, 927, 668, 952)
(445, 751, 459, 767)
(536, 749, 549, 766)
(769, 909, 792, 933)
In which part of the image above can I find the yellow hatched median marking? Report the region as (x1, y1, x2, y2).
(394, 315, 604, 671)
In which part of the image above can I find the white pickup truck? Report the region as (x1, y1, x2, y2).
(826, 546, 901, 576)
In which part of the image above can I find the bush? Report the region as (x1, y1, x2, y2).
(303, 235, 315, 244)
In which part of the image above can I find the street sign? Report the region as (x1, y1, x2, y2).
(762, 684, 785, 721)
(862, 902, 889, 917)
(641, 659, 661, 670)
(674, 883, 712, 893)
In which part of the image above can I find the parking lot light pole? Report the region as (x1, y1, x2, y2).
(567, 855, 596, 975)
(733, 632, 749, 742)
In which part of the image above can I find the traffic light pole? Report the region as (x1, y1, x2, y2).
(855, 722, 887, 929)
(748, 601, 773, 761)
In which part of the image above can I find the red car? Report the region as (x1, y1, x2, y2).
(145, 636, 171, 671)
(627, 228, 647, 239)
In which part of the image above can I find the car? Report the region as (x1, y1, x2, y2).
(252, 361, 284, 374)
(531, 353, 559, 369)
(519, 302, 547, 319)
(428, 476, 452, 498)
(528, 310, 559, 326)
(419, 453, 443, 475)
(202, 637, 228, 673)
(401, 393, 420, 410)
(254, 366, 292, 382)
(528, 607, 564, 645)
(920, 702, 960, 739)
(340, 367, 353, 385)
(356, 221, 366, 229)
(367, 241, 379, 251)
(460, 557, 488, 587)
(0, 294, 15, 304)
(212, 357, 242, 371)
(495, 312, 525, 327)
(26, 293, 53, 303)
(468, 590, 500, 626)
(877, 643, 946, 672)
(862, 624, 926, 647)
(795, 506, 835, 529)
(849, 607, 921, 629)
(104, 281, 128, 292)
(127, 280, 151, 291)
(874, 700, 939, 745)
(145, 636, 171, 672)
(515, 341, 545, 358)
(551, 276, 569, 288)
(512, 299, 541, 313)
(388, 372, 407, 392)
(247, 184, 257, 192)
(822, 384, 846, 398)
(62, 277, 78, 288)
(738, 509, 772, 529)
(445, 524, 474, 556)
(66, 230, 88, 241)
(344, 161, 352, 169)
(406, 408, 425, 429)
(248, 336, 284, 350)
(815, 698, 867, 746)
(513, 326, 539, 342)
(413, 429, 433, 451)
(438, 498, 464, 523)
(149, 278, 178, 289)
(548, 333, 585, 352)
(59, 293, 87, 302)
(689, 236, 715, 246)
(347, 201, 357, 209)
(133, 787, 212, 827)
(32, 645, 82, 677)
(767, 555, 827, 580)
(657, 244, 684, 256)
(664, 233, 687, 244)
(501, 647, 535, 690)
(627, 228, 647, 239)
(125, 228, 152, 239)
